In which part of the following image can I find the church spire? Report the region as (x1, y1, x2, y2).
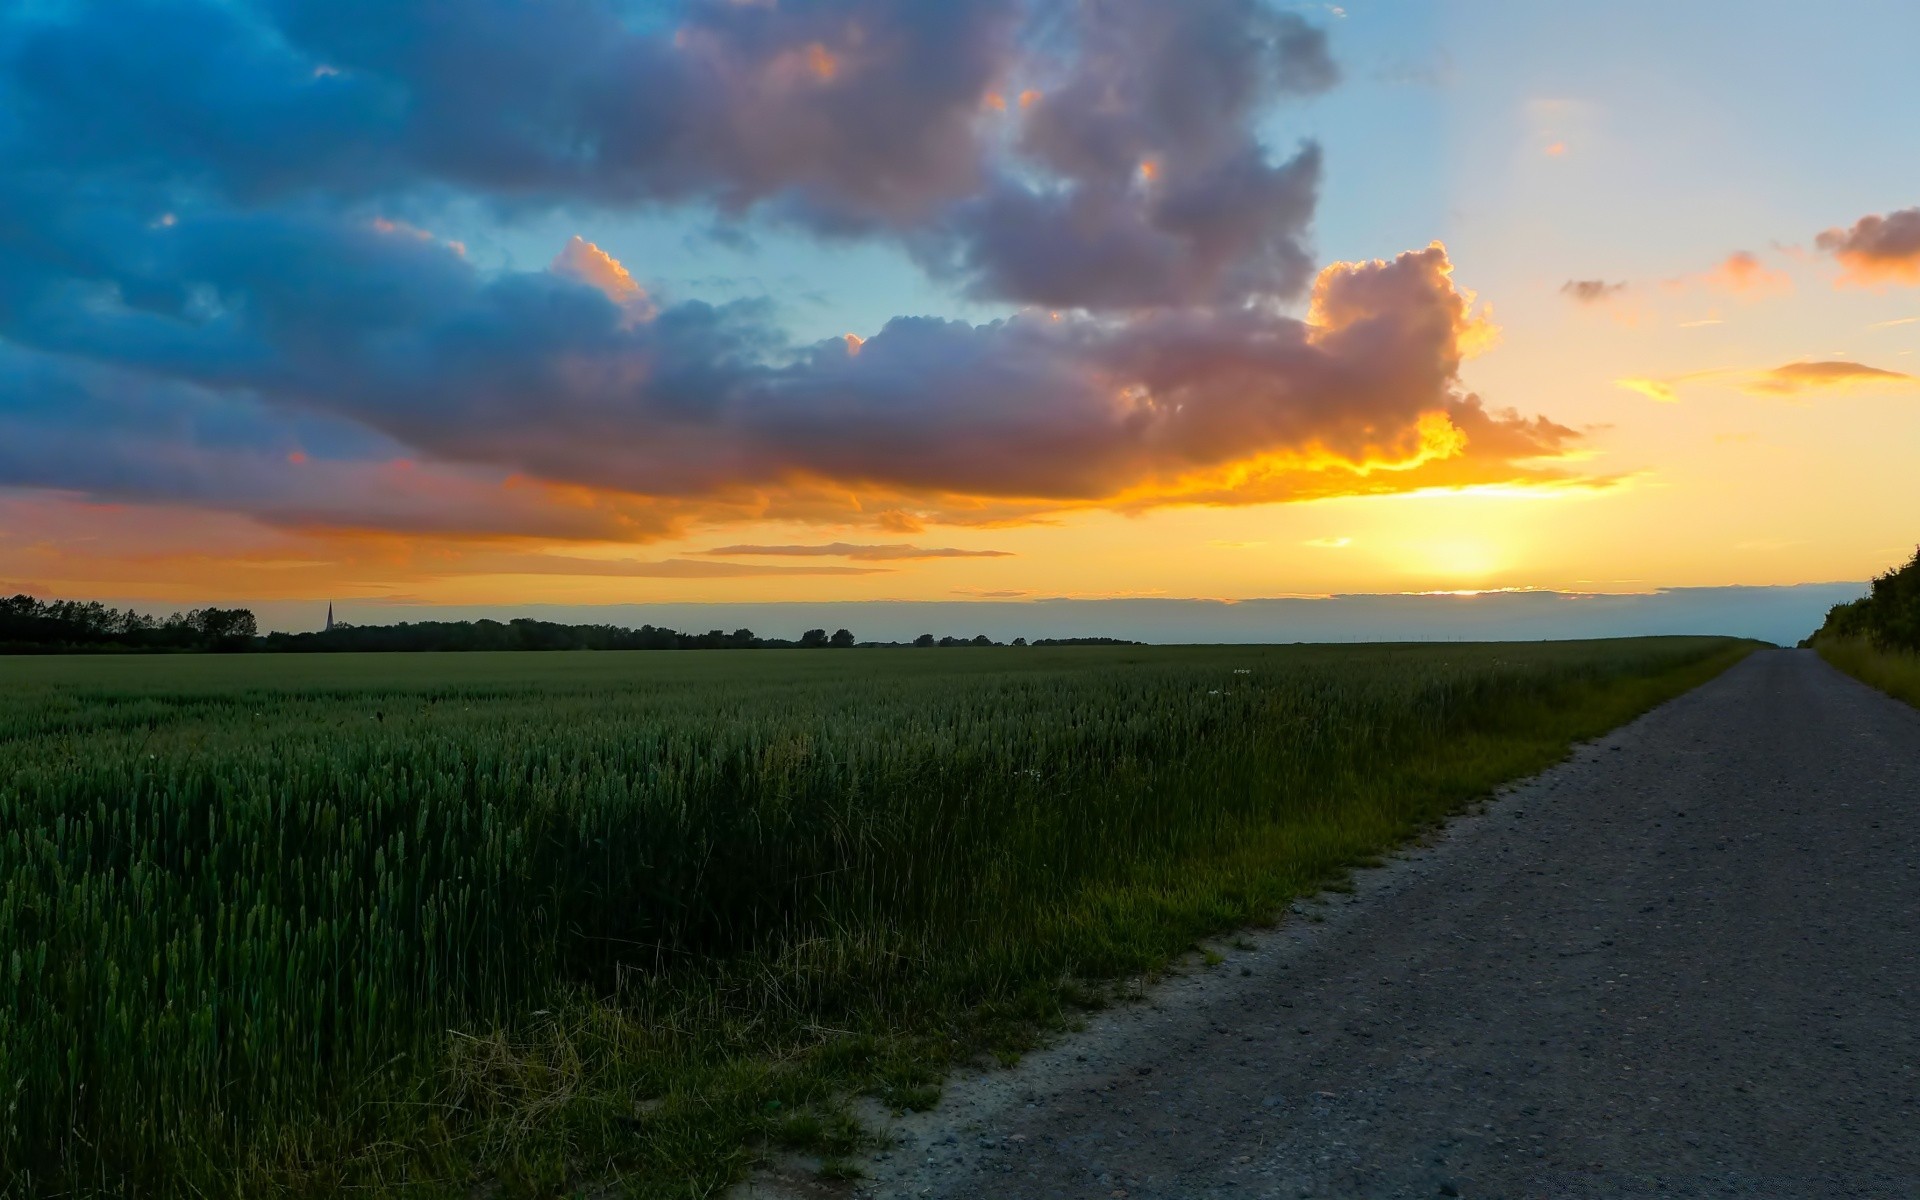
(326, 602, 334, 632)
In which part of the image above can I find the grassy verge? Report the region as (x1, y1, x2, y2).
(1814, 635, 1920, 708)
(0, 638, 1755, 1197)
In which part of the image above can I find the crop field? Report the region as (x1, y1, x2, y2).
(1, 638, 1752, 1197)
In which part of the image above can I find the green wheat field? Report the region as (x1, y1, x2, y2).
(1, 638, 1754, 1197)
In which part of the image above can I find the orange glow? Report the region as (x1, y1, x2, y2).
(1018, 88, 1042, 108)
(370, 217, 432, 241)
(983, 92, 1007, 112)
(287, 450, 308, 464)
(1544, 141, 1567, 156)
(1137, 158, 1160, 182)
(1829, 250, 1920, 288)
(805, 42, 839, 82)
(1816, 210, 1920, 288)
(1674, 251, 1794, 297)
(843, 333, 864, 355)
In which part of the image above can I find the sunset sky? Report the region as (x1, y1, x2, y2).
(3, 0, 1917, 627)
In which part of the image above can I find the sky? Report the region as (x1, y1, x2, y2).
(2, 0, 1916, 638)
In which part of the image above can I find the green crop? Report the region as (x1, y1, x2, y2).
(0, 638, 1752, 1196)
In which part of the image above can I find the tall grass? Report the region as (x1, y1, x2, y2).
(1814, 635, 1920, 708)
(0, 639, 1752, 1196)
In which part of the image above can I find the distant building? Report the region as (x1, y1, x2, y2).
(325, 602, 334, 633)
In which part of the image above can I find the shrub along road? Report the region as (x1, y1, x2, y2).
(832, 650, 1920, 1198)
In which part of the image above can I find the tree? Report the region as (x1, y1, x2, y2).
(913, 633, 935, 647)
(186, 607, 258, 647)
(829, 628, 855, 648)
(800, 628, 830, 648)
(970, 634, 993, 646)
(1012, 637, 1028, 646)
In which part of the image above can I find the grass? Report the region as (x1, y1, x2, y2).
(0, 637, 1756, 1197)
(1814, 635, 1920, 708)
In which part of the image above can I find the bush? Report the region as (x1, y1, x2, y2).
(1807, 547, 1920, 651)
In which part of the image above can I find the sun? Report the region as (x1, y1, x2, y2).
(1418, 538, 1504, 583)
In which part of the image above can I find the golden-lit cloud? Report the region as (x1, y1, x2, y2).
(44, 240, 1570, 538)
(1816, 207, 1920, 287)
(701, 543, 1012, 560)
(1616, 378, 1679, 403)
(550, 236, 654, 319)
(1743, 360, 1916, 395)
(479, 553, 886, 578)
(1618, 359, 1917, 401)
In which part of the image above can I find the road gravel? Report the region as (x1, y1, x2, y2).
(813, 649, 1920, 1199)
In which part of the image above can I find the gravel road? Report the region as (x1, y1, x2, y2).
(794, 649, 1920, 1199)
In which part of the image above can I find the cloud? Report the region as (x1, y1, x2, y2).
(472, 555, 888, 578)
(0, 2, 1589, 550)
(1743, 360, 1916, 395)
(1, 0, 1332, 313)
(916, 0, 1338, 308)
(1561, 279, 1627, 304)
(2, 0, 1017, 224)
(1817, 207, 1920, 287)
(0, 344, 689, 541)
(703, 543, 1013, 560)
(1617, 360, 1916, 402)
(550, 236, 654, 319)
(1615, 378, 1678, 403)
(0, 208, 1583, 529)
(1675, 251, 1792, 297)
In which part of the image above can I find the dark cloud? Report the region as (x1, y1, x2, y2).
(704, 543, 1013, 560)
(1561, 279, 1627, 303)
(1, 0, 1327, 310)
(1816, 207, 1920, 286)
(2, 0, 1016, 221)
(0, 343, 678, 541)
(918, 0, 1335, 307)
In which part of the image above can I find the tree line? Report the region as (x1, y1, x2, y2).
(1807, 546, 1920, 650)
(1, 594, 1139, 653)
(0, 595, 258, 652)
